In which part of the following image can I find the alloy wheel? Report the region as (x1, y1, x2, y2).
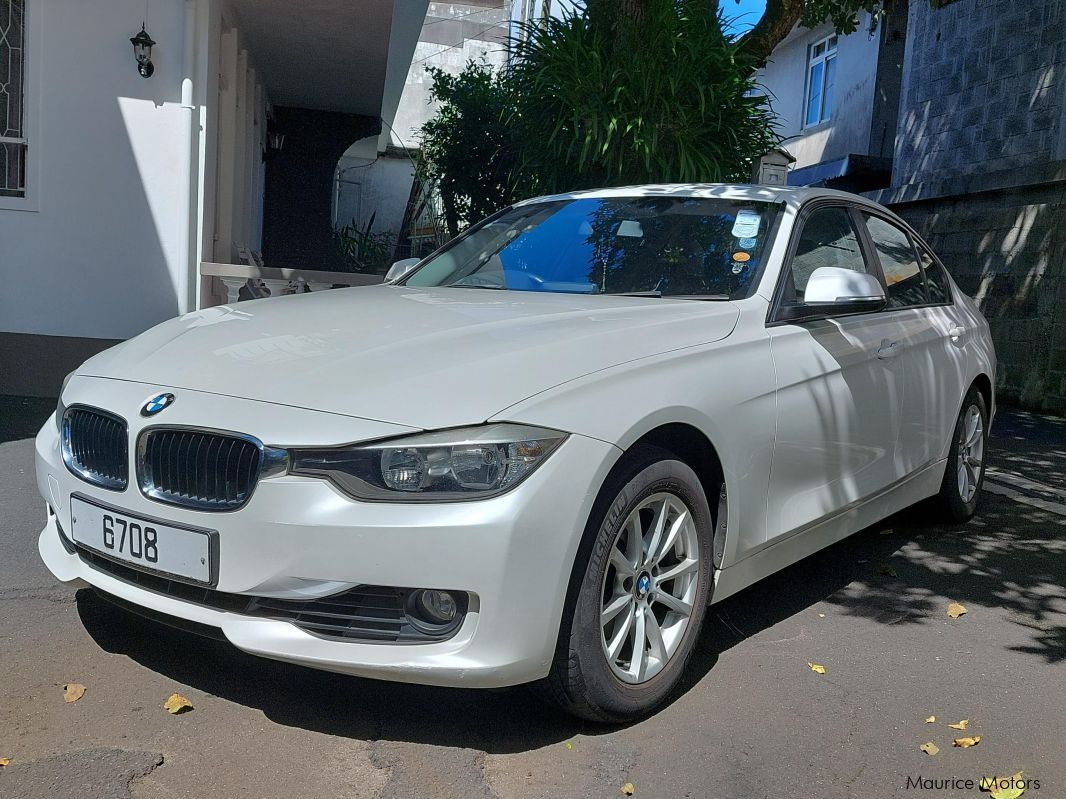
(599, 492, 700, 684)
(956, 404, 984, 503)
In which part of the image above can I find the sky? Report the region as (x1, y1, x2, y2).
(723, 0, 768, 34)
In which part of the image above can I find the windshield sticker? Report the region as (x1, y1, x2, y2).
(731, 263, 746, 275)
(737, 237, 757, 250)
(732, 251, 751, 263)
(731, 210, 761, 239)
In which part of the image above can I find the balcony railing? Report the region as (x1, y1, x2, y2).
(200, 262, 384, 304)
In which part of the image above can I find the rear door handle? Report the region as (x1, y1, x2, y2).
(948, 325, 965, 343)
(877, 340, 901, 359)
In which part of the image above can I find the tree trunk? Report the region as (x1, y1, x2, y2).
(737, 0, 805, 67)
(441, 189, 462, 239)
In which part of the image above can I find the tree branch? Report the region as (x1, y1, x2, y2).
(737, 0, 805, 67)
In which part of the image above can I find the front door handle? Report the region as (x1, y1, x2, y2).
(877, 340, 901, 359)
(948, 325, 965, 343)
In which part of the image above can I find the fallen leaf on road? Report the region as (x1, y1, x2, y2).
(163, 693, 193, 714)
(807, 662, 826, 674)
(953, 736, 981, 748)
(919, 742, 939, 756)
(980, 771, 1026, 799)
(925, 715, 936, 723)
(948, 719, 969, 730)
(63, 683, 86, 703)
(879, 564, 897, 577)
(818, 613, 825, 618)
(620, 783, 635, 796)
(563, 742, 572, 750)
(947, 601, 968, 619)
(0, 758, 10, 768)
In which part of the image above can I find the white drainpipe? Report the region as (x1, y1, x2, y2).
(178, 0, 199, 313)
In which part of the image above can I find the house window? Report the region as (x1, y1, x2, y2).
(0, 0, 26, 198)
(804, 34, 837, 128)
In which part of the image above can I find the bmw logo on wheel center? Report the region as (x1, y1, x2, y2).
(140, 393, 175, 416)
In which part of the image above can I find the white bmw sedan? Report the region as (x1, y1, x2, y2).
(36, 185, 995, 721)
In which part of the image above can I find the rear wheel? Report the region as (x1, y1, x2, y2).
(932, 386, 988, 523)
(545, 446, 714, 722)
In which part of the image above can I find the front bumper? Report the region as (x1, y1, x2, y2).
(36, 379, 620, 688)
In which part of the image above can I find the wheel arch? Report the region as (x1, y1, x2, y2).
(550, 422, 727, 682)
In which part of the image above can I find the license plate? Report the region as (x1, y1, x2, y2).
(70, 496, 215, 584)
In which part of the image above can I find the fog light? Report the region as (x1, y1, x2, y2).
(414, 589, 457, 624)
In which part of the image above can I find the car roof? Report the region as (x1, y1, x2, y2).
(513, 183, 867, 209)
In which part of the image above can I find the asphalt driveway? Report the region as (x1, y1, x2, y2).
(1, 396, 1063, 799)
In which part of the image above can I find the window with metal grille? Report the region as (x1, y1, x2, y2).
(0, 0, 26, 198)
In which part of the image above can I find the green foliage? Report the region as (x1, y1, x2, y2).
(508, 0, 779, 194)
(799, 0, 881, 34)
(417, 0, 780, 231)
(419, 61, 517, 237)
(335, 212, 395, 274)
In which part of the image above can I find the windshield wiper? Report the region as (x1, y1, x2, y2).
(612, 291, 731, 300)
(449, 283, 505, 290)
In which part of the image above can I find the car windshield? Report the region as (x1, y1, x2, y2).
(402, 196, 782, 300)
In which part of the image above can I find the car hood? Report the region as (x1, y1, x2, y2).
(80, 285, 739, 430)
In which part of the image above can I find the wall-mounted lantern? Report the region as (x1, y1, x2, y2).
(130, 23, 156, 78)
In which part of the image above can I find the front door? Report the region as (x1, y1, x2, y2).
(765, 205, 907, 543)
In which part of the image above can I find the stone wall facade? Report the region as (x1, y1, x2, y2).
(895, 0, 1066, 185)
(875, 0, 1066, 413)
(885, 171, 1066, 413)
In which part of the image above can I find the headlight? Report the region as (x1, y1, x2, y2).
(289, 424, 567, 501)
(55, 371, 75, 433)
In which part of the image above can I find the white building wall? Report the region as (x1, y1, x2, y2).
(334, 154, 416, 240)
(0, 0, 195, 340)
(756, 13, 880, 170)
(509, 0, 583, 48)
(334, 1, 509, 242)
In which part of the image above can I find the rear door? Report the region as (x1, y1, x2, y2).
(764, 203, 909, 544)
(857, 213, 964, 473)
(913, 242, 972, 462)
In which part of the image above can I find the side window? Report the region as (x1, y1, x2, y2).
(783, 206, 869, 305)
(917, 245, 951, 303)
(863, 214, 926, 308)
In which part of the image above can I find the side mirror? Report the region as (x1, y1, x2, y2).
(803, 267, 886, 308)
(385, 258, 421, 283)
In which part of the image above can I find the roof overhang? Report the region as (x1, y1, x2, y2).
(225, 0, 428, 120)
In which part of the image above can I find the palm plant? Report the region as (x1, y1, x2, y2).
(507, 0, 779, 195)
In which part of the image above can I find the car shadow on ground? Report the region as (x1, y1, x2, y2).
(71, 509, 935, 752)
(75, 417, 1066, 752)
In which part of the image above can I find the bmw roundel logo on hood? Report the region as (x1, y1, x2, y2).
(141, 393, 175, 417)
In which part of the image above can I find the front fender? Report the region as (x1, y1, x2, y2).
(492, 307, 776, 568)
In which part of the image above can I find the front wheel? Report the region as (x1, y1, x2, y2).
(545, 446, 714, 722)
(932, 386, 988, 523)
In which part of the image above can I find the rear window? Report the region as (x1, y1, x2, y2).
(863, 214, 926, 308)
